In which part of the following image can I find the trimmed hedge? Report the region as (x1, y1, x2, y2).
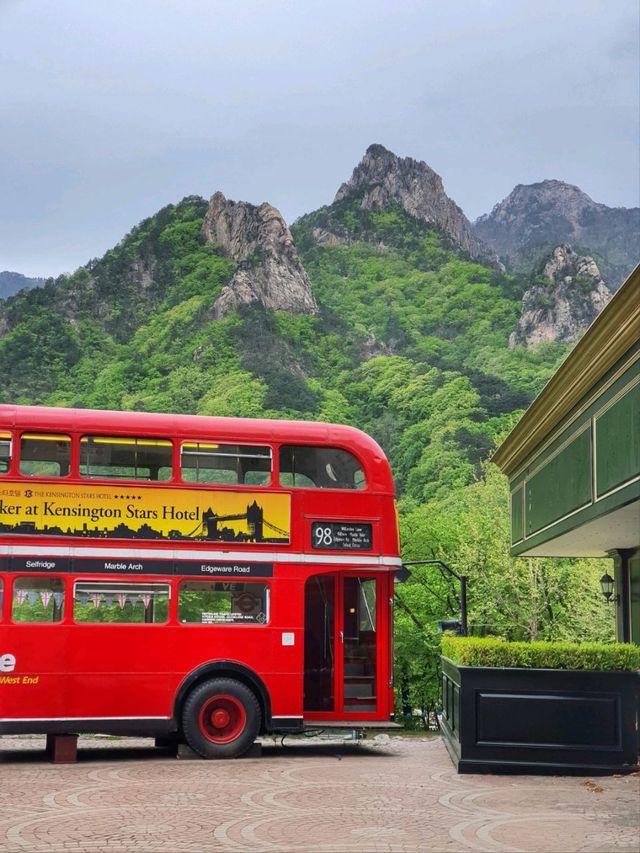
(441, 636, 640, 671)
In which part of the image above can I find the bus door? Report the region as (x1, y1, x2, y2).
(303, 573, 382, 718)
(341, 576, 378, 715)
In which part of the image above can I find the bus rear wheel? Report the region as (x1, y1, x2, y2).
(182, 678, 261, 759)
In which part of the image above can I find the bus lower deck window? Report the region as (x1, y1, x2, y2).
(178, 581, 269, 624)
(80, 436, 173, 481)
(12, 577, 65, 623)
(20, 433, 71, 477)
(73, 582, 170, 624)
(279, 446, 366, 490)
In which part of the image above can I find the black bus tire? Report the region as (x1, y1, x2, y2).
(181, 678, 261, 759)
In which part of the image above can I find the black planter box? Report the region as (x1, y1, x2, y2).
(441, 655, 639, 774)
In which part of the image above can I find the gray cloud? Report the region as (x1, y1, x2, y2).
(1, 0, 638, 276)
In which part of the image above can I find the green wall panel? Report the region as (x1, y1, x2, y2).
(596, 381, 640, 497)
(508, 351, 639, 555)
(511, 479, 639, 556)
(526, 427, 592, 536)
(511, 486, 523, 545)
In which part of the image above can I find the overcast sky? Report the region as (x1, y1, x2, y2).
(1, 0, 638, 277)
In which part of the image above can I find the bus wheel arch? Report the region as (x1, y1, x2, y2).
(174, 661, 271, 736)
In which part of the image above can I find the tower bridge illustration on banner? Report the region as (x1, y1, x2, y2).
(186, 501, 289, 543)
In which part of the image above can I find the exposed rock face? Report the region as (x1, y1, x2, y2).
(202, 192, 317, 318)
(334, 144, 498, 265)
(509, 245, 612, 349)
(475, 180, 639, 290)
(311, 226, 349, 246)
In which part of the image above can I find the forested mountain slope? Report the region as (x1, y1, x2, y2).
(0, 191, 568, 503)
(0, 145, 619, 663)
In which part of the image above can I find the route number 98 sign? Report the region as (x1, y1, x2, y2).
(311, 521, 372, 551)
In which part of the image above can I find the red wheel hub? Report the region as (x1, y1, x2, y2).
(198, 694, 247, 743)
(212, 709, 230, 728)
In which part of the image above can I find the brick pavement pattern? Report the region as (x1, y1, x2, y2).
(0, 735, 638, 853)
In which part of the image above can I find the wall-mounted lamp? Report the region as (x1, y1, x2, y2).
(599, 572, 617, 604)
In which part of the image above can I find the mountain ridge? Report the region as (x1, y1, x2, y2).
(474, 179, 639, 289)
(0, 271, 46, 300)
(0, 187, 550, 498)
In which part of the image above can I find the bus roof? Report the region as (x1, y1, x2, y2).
(0, 404, 390, 463)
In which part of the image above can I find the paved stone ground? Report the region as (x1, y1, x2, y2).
(0, 734, 638, 853)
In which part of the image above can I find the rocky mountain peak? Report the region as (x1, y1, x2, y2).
(501, 178, 598, 209)
(335, 143, 444, 202)
(509, 244, 612, 349)
(475, 180, 603, 250)
(540, 244, 602, 283)
(202, 192, 317, 318)
(475, 181, 639, 289)
(333, 145, 497, 265)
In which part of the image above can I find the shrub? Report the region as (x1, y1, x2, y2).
(441, 635, 640, 671)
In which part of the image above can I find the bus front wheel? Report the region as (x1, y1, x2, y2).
(181, 678, 261, 759)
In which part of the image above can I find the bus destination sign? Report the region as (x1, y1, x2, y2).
(311, 521, 372, 551)
(73, 558, 172, 576)
(180, 561, 273, 578)
(3, 556, 273, 577)
(10, 556, 72, 573)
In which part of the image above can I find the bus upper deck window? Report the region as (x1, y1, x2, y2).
(0, 433, 11, 475)
(181, 443, 272, 486)
(80, 436, 173, 481)
(20, 433, 71, 477)
(279, 446, 366, 490)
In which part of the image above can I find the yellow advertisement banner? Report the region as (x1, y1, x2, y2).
(0, 482, 290, 544)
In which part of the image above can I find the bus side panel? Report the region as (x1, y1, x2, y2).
(64, 625, 176, 718)
(0, 625, 69, 721)
(267, 573, 304, 718)
(170, 625, 304, 719)
(62, 632, 305, 723)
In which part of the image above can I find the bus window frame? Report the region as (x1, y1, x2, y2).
(18, 431, 73, 480)
(0, 431, 13, 477)
(179, 440, 274, 489)
(177, 578, 271, 627)
(1, 431, 375, 495)
(78, 435, 176, 484)
(9, 574, 67, 626)
(72, 579, 172, 626)
(275, 443, 369, 493)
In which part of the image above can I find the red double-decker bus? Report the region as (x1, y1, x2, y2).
(0, 405, 401, 757)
